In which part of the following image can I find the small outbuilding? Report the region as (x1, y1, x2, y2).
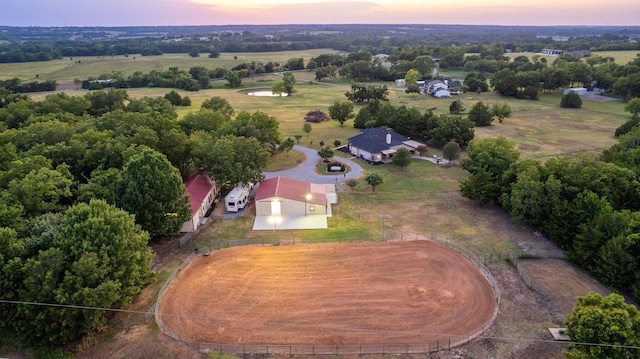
(252, 176, 336, 230)
(181, 174, 217, 233)
(563, 87, 588, 96)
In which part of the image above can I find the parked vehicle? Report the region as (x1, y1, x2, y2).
(225, 184, 251, 212)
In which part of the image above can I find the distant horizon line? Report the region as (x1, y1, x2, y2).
(2, 23, 640, 28)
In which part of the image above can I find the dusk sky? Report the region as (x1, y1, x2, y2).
(2, 0, 639, 27)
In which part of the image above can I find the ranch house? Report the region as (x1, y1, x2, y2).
(424, 80, 452, 98)
(348, 128, 426, 163)
(181, 173, 217, 233)
(252, 176, 337, 230)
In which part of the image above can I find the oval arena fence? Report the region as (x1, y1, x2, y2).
(152, 234, 501, 355)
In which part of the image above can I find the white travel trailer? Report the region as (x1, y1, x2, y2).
(225, 184, 251, 212)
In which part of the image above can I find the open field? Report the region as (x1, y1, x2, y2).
(27, 80, 629, 161)
(504, 50, 640, 64)
(14, 48, 630, 159)
(2, 52, 631, 358)
(0, 49, 342, 82)
(158, 241, 497, 347)
(518, 259, 610, 315)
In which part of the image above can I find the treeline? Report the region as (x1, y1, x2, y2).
(340, 83, 476, 148)
(0, 89, 279, 348)
(0, 78, 57, 93)
(2, 24, 640, 64)
(81, 66, 217, 91)
(459, 101, 640, 300)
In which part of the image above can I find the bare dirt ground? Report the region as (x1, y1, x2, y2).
(158, 241, 497, 347)
(518, 259, 610, 315)
(77, 192, 611, 359)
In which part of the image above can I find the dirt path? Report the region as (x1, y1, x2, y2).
(158, 241, 497, 347)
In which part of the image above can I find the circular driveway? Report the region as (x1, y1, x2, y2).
(264, 145, 364, 184)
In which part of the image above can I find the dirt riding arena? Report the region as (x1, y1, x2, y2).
(158, 241, 497, 348)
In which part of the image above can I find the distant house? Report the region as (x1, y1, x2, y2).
(433, 88, 451, 98)
(252, 177, 337, 230)
(374, 53, 390, 60)
(563, 87, 588, 96)
(348, 128, 426, 163)
(541, 49, 565, 56)
(424, 80, 451, 98)
(181, 174, 217, 233)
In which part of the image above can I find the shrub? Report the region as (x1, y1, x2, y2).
(615, 116, 640, 137)
(561, 91, 583, 108)
(416, 145, 428, 156)
(304, 110, 330, 123)
(346, 178, 358, 191)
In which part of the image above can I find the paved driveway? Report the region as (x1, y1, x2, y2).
(264, 145, 364, 184)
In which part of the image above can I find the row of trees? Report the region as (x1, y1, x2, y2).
(346, 96, 475, 148)
(459, 101, 640, 302)
(0, 89, 279, 347)
(4, 25, 640, 63)
(1, 78, 57, 93)
(81, 66, 226, 91)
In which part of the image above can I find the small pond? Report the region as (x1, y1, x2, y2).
(247, 91, 288, 97)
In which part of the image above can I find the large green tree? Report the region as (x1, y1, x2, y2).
(442, 141, 460, 166)
(222, 111, 281, 154)
(200, 96, 235, 120)
(15, 199, 153, 346)
(404, 69, 420, 87)
(4, 164, 73, 217)
(391, 148, 412, 171)
(426, 114, 475, 148)
(328, 100, 355, 127)
(198, 135, 269, 188)
(564, 292, 640, 359)
(282, 71, 296, 95)
(224, 70, 242, 88)
(179, 109, 228, 135)
(468, 101, 494, 127)
(625, 98, 640, 118)
(115, 146, 190, 239)
(460, 137, 519, 204)
(365, 172, 384, 192)
(491, 102, 512, 123)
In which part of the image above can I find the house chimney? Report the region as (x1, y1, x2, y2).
(386, 132, 391, 145)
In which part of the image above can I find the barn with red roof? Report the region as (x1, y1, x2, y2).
(252, 176, 336, 230)
(181, 173, 217, 233)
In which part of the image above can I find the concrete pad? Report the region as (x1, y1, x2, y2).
(252, 214, 328, 230)
(548, 328, 570, 341)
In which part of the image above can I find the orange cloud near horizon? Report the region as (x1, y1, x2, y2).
(1, 0, 639, 27)
(188, 0, 640, 26)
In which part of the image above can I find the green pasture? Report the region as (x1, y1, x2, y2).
(28, 71, 629, 159)
(0, 48, 341, 82)
(199, 156, 516, 256)
(504, 50, 639, 64)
